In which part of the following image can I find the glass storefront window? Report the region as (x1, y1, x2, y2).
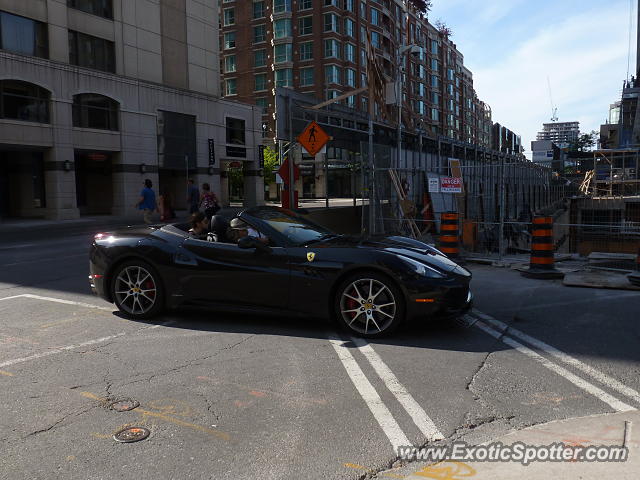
(157, 111, 197, 169)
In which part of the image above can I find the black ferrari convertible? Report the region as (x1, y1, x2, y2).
(89, 207, 472, 337)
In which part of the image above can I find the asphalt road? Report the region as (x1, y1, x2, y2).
(0, 233, 639, 479)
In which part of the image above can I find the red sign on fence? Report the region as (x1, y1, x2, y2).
(440, 177, 463, 193)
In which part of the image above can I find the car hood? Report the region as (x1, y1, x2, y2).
(320, 235, 470, 276)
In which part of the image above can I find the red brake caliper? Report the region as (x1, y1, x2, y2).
(347, 288, 358, 320)
(144, 280, 155, 298)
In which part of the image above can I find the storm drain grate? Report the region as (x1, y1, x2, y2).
(113, 426, 150, 443)
(110, 399, 140, 412)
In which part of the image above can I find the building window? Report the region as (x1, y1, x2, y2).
(431, 39, 438, 54)
(254, 49, 267, 67)
(430, 75, 439, 88)
(370, 31, 380, 49)
(273, 0, 291, 13)
(157, 111, 197, 169)
(275, 68, 293, 87)
(323, 13, 339, 33)
(226, 117, 246, 158)
(67, 0, 113, 19)
(68, 30, 115, 73)
(299, 0, 312, 10)
(256, 97, 268, 110)
(223, 8, 235, 26)
(0, 80, 50, 123)
(345, 0, 355, 12)
(346, 95, 355, 108)
(223, 32, 235, 49)
(254, 73, 267, 91)
(253, 24, 266, 43)
(344, 43, 355, 63)
(253, 0, 265, 19)
(300, 67, 314, 86)
(0, 11, 48, 59)
(299, 41, 313, 61)
(344, 18, 355, 38)
(224, 55, 236, 73)
(72, 93, 119, 131)
(299, 16, 313, 35)
(274, 43, 292, 63)
(431, 108, 439, 121)
(325, 65, 341, 85)
(324, 39, 340, 58)
(371, 8, 380, 26)
(274, 19, 291, 39)
(225, 78, 237, 96)
(345, 68, 356, 87)
(430, 58, 438, 71)
(360, 1, 366, 18)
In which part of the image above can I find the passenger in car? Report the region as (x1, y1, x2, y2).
(188, 212, 210, 240)
(229, 218, 269, 244)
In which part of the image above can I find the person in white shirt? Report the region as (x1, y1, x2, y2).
(230, 218, 269, 244)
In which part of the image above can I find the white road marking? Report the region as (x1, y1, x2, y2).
(329, 336, 410, 452)
(472, 309, 640, 407)
(0, 295, 29, 302)
(17, 294, 114, 312)
(472, 319, 635, 412)
(0, 333, 126, 368)
(0, 294, 176, 366)
(350, 336, 444, 441)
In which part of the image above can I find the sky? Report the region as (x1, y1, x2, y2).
(428, 0, 637, 157)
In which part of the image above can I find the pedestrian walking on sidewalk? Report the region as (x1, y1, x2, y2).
(159, 187, 176, 222)
(136, 179, 157, 225)
(200, 183, 220, 220)
(187, 179, 200, 215)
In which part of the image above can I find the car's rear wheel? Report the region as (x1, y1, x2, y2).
(111, 261, 164, 319)
(335, 272, 405, 338)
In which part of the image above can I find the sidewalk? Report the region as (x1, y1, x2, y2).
(391, 410, 639, 479)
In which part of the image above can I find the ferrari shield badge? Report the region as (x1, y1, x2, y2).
(306, 252, 316, 262)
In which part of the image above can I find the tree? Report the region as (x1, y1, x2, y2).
(262, 146, 279, 184)
(435, 19, 453, 38)
(568, 130, 598, 153)
(409, 0, 432, 13)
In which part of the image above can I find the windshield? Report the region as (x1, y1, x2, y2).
(246, 208, 333, 245)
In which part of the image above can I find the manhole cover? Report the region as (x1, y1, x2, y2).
(110, 399, 140, 412)
(113, 426, 150, 443)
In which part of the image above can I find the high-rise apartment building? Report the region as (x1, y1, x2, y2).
(0, 0, 262, 220)
(219, 0, 493, 148)
(536, 121, 580, 149)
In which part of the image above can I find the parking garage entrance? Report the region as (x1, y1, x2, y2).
(0, 149, 46, 219)
(74, 151, 114, 215)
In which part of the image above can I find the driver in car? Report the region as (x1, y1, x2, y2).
(229, 218, 269, 244)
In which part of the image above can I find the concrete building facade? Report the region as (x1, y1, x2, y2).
(0, 0, 263, 220)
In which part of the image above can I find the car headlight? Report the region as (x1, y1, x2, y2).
(402, 257, 445, 279)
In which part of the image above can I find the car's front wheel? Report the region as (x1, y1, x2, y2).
(335, 272, 405, 338)
(111, 261, 164, 319)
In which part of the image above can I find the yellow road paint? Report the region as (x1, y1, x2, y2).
(0, 370, 14, 377)
(78, 391, 230, 442)
(412, 461, 476, 479)
(138, 408, 231, 441)
(344, 463, 406, 478)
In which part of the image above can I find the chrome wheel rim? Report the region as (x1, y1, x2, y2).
(114, 266, 157, 315)
(340, 278, 396, 334)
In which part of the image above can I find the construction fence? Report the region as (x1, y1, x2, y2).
(366, 153, 640, 268)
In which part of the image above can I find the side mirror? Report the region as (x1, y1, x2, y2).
(238, 236, 272, 253)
